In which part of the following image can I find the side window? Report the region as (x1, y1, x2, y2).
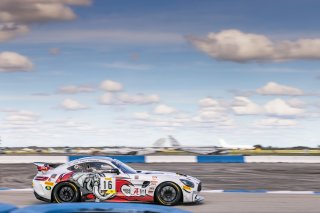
(87, 162, 113, 172)
(68, 163, 88, 172)
(68, 162, 114, 172)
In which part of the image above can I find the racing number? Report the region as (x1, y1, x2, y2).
(100, 177, 116, 194)
(103, 180, 112, 189)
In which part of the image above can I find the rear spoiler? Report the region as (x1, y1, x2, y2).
(33, 162, 61, 172)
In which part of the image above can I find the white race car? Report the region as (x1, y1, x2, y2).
(32, 157, 203, 206)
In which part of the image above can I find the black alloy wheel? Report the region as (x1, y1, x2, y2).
(53, 182, 80, 203)
(155, 182, 182, 206)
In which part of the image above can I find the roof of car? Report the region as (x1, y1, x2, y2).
(69, 156, 114, 164)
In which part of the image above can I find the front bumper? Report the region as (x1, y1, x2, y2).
(194, 194, 204, 203)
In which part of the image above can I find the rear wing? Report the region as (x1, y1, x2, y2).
(33, 162, 61, 173)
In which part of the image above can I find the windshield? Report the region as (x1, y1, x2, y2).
(112, 159, 136, 174)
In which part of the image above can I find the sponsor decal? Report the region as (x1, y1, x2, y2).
(134, 175, 139, 180)
(121, 185, 146, 196)
(86, 194, 95, 199)
(45, 181, 54, 186)
(121, 185, 131, 196)
(45, 186, 52, 190)
(152, 176, 158, 181)
(148, 186, 155, 194)
(183, 185, 191, 191)
(106, 189, 116, 194)
(150, 181, 158, 186)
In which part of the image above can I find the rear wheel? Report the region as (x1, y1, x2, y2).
(53, 182, 80, 203)
(155, 182, 182, 206)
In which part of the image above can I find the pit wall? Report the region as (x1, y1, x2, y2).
(2, 155, 320, 163)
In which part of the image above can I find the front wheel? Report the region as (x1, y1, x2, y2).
(155, 182, 182, 206)
(53, 182, 80, 203)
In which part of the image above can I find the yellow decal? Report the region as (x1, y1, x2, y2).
(45, 181, 54, 186)
(104, 177, 112, 181)
(183, 185, 191, 191)
(106, 189, 116, 194)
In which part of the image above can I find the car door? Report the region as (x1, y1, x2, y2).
(85, 161, 120, 196)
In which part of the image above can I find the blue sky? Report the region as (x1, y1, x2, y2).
(0, 0, 319, 147)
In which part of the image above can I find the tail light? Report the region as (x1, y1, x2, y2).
(35, 176, 49, 181)
(37, 165, 50, 172)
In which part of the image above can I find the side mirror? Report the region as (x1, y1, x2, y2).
(110, 168, 120, 175)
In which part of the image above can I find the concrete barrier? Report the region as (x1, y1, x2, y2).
(197, 155, 245, 163)
(2, 155, 320, 164)
(69, 155, 145, 163)
(244, 156, 320, 163)
(145, 155, 197, 163)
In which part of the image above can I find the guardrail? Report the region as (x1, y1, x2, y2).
(2, 155, 320, 163)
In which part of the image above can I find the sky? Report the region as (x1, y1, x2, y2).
(0, 0, 320, 147)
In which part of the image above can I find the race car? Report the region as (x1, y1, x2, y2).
(32, 157, 203, 206)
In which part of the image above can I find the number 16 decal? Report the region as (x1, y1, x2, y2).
(100, 177, 116, 194)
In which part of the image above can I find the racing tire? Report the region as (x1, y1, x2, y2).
(155, 182, 182, 206)
(53, 182, 80, 203)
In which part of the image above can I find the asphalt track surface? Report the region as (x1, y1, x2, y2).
(2, 163, 320, 190)
(1, 163, 320, 212)
(1, 190, 320, 213)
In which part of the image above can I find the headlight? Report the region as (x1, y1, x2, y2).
(180, 179, 194, 188)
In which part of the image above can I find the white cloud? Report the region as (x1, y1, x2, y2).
(257, 82, 304, 96)
(256, 118, 297, 127)
(118, 93, 159, 105)
(58, 85, 94, 94)
(5, 110, 39, 123)
(133, 112, 150, 120)
(0, 0, 91, 23)
(197, 109, 222, 119)
(189, 29, 320, 62)
(0, 0, 91, 42)
(199, 97, 219, 107)
(153, 104, 176, 114)
(287, 98, 305, 108)
(0, 51, 33, 72)
(99, 93, 114, 105)
(193, 112, 234, 127)
(264, 98, 304, 116)
(99, 93, 159, 105)
(104, 62, 151, 71)
(61, 98, 89, 110)
(100, 80, 123, 92)
(0, 23, 29, 42)
(232, 97, 262, 115)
